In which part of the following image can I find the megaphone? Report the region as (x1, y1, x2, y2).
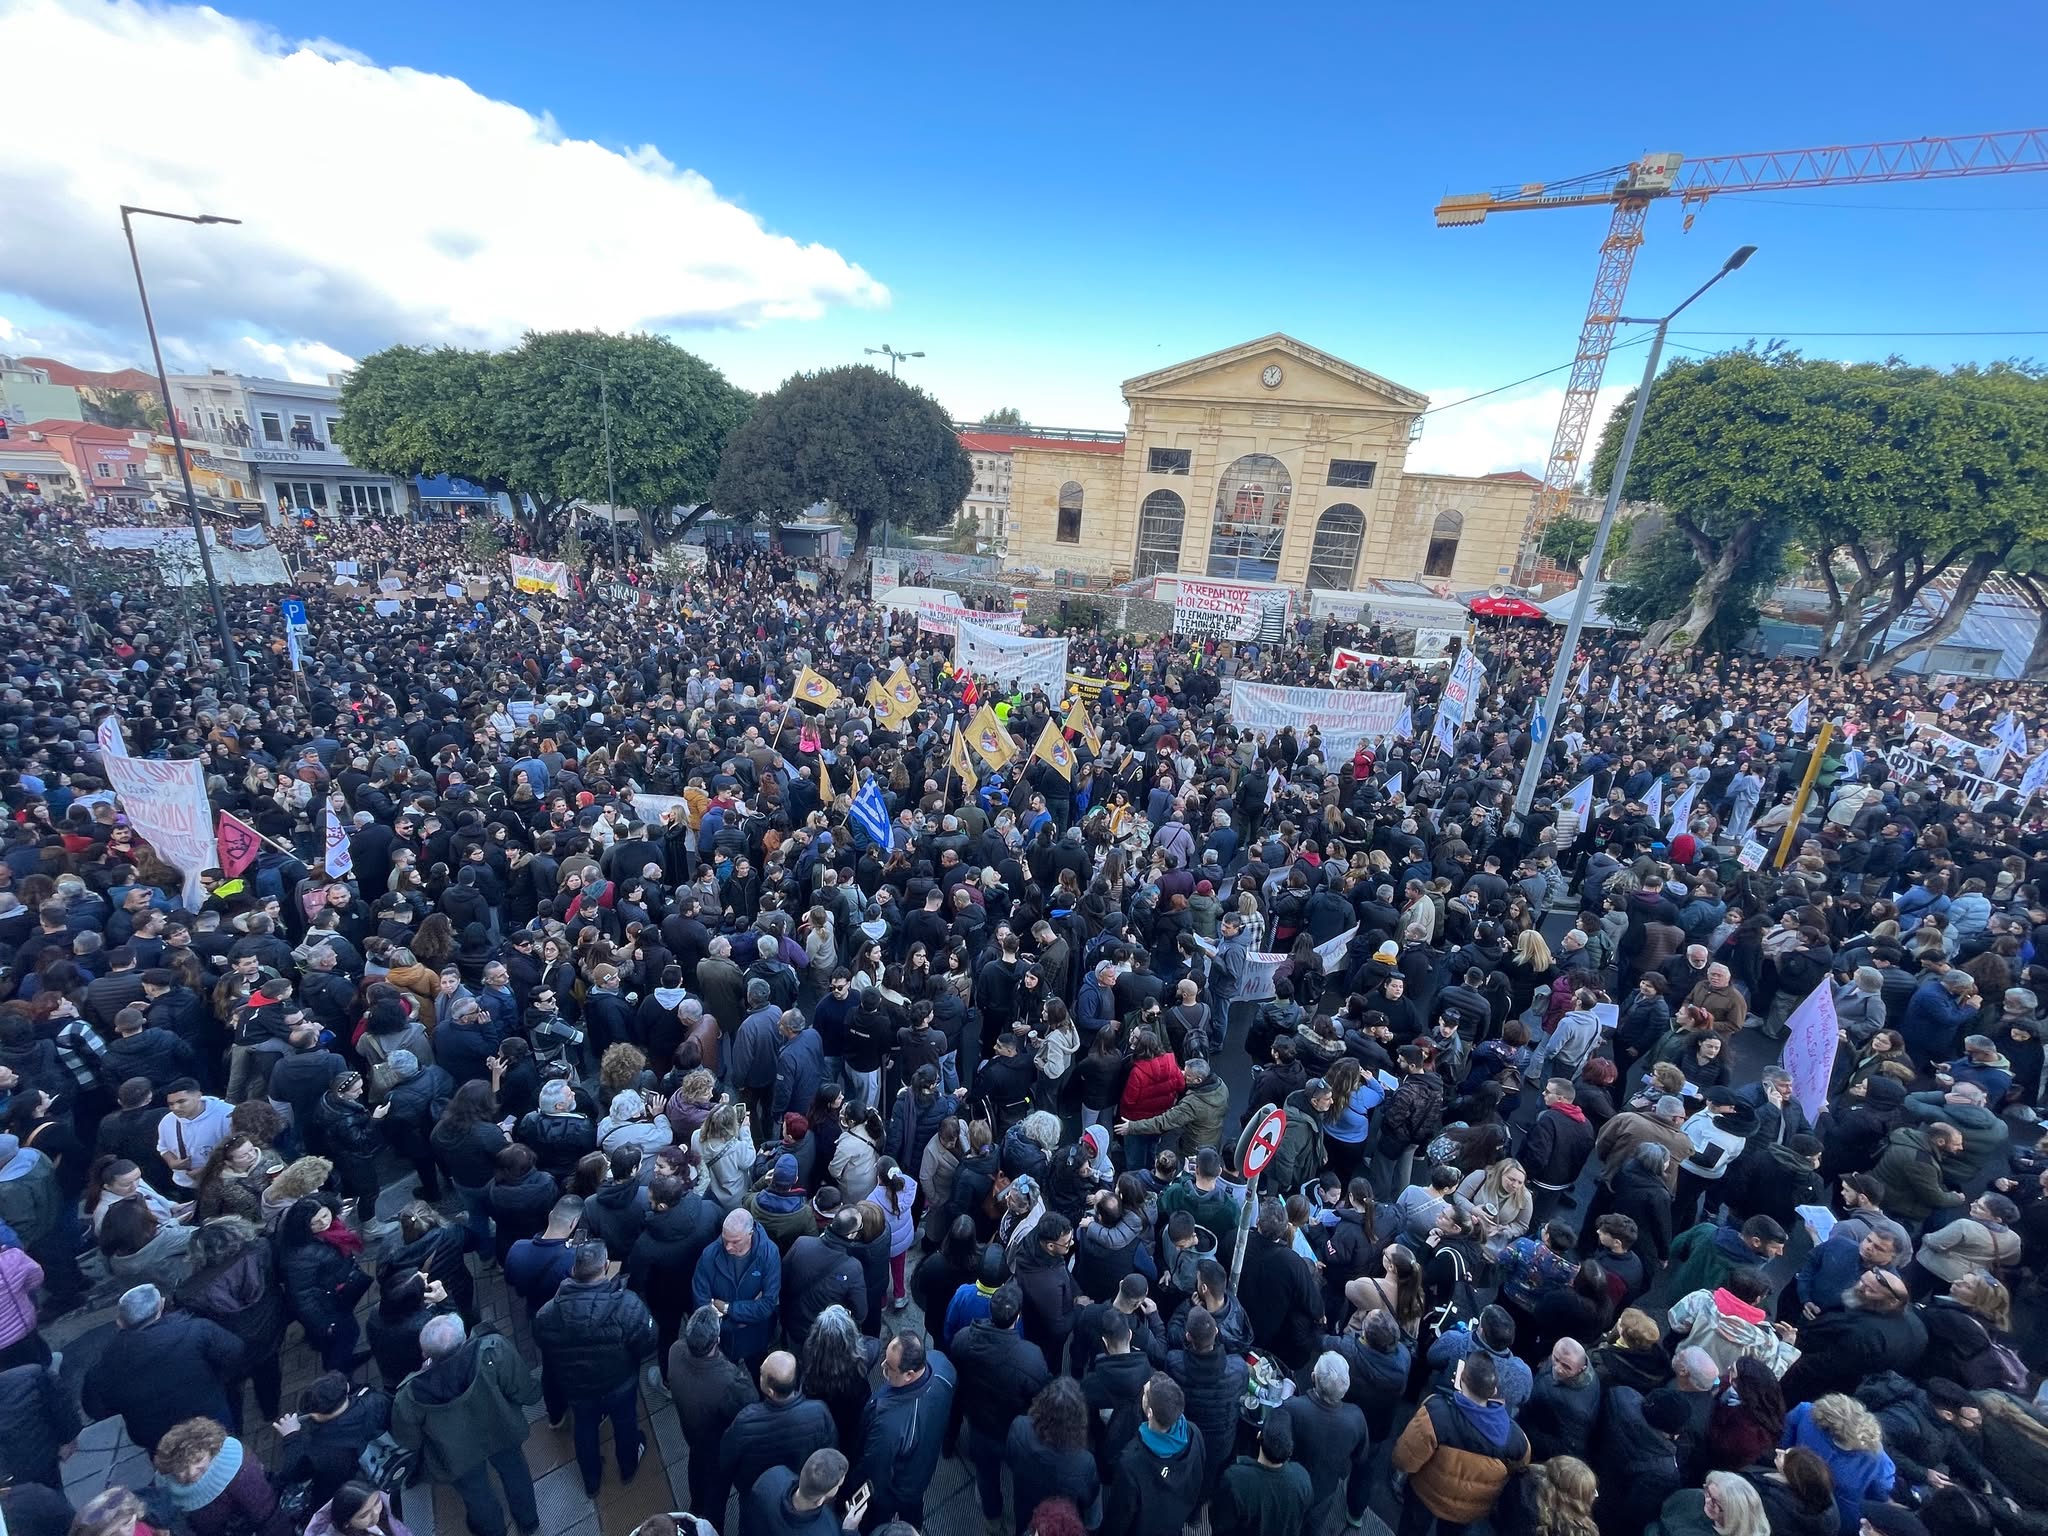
(1488, 583, 1507, 598)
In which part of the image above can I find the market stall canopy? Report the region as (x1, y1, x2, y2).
(1537, 584, 1622, 629)
(1467, 593, 1546, 619)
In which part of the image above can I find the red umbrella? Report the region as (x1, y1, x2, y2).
(1468, 594, 1546, 619)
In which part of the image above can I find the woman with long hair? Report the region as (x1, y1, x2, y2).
(429, 1079, 507, 1252)
(1005, 1376, 1101, 1532)
(1502, 1454, 1597, 1536)
(410, 914, 456, 969)
(798, 1304, 877, 1454)
(306, 1479, 413, 1536)
(1783, 1393, 1896, 1535)
(1746, 1446, 1838, 1536)
(1320, 1057, 1382, 1185)
(690, 1102, 753, 1213)
(176, 1217, 289, 1422)
(873, 1155, 919, 1309)
(1646, 1470, 1769, 1536)
(1918, 1270, 2018, 1388)
(1345, 1242, 1424, 1339)
(1454, 1157, 1534, 1263)
(1704, 1355, 1786, 1472)
(913, 1214, 980, 1324)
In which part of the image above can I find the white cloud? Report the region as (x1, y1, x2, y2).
(1404, 382, 1632, 480)
(0, 0, 885, 380)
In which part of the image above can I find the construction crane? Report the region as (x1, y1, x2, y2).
(1436, 128, 2048, 583)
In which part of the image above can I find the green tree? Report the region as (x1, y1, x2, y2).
(334, 345, 544, 527)
(1537, 515, 1632, 578)
(460, 515, 506, 569)
(713, 365, 971, 563)
(486, 331, 753, 548)
(81, 388, 163, 431)
(979, 407, 1027, 429)
(1594, 350, 2048, 659)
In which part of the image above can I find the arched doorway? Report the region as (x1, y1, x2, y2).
(1057, 481, 1084, 543)
(1134, 489, 1185, 578)
(1306, 503, 1366, 591)
(1424, 508, 1464, 577)
(1207, 453, 1292, 581)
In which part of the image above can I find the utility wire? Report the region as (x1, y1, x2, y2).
(1738, 195, 2048, 212)
(1672, 328, 2048, 338)
(1420, 333, 1653, 416)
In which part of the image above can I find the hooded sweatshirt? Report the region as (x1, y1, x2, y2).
(1666, 1285, 1801, 1378)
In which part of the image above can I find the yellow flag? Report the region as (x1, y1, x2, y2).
(818, 756, 835, 803)
(1064, 700, 1101, 753)
(883, 661, 922, 725)
(865, 678, 892, 712)
(792, 666, 840, 709)
(1031, 719, 1075, 781)
(967, 704, 1017, 769)
(949, 726, 975, 785)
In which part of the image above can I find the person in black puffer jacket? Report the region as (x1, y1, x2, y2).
(174, 1218, 290, 1422)
(582, 1148, 649, 1259)
(429, 1081, 509, 1252)
(484, 1144, 561, 1265)
(947, 1131, 1001, 1240)
(1374, 1046, 1446, 1197)
(1166, 1306, 1249, 1507)
(274, 1372, 393, 1515)
(384, 1202, 477, 1326)
(781, 1210, 869, 1344)
(886, 1068, 951, 1173)
(626, 1175, 722, 1362)
(516, 1081, 598, 1181)
(277, 1197, 372, 1373)
(531, 1242, 658, 1494)
(318, 1076, 387, 1217)
(378, 1050, 453, 1199)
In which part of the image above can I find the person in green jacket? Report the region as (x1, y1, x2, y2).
(1213, 1411, 1313, 1536)
(391, 1315, 541, 1536)
(1662, 1215, 1787, 1302)
(1157, 1147, 1243, 1244)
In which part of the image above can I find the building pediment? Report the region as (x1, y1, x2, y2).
(1122, 334, 1428, 415)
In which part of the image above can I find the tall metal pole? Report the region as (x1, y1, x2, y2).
(1505, 247, 1755, 832)
(122, 205, 243, 698)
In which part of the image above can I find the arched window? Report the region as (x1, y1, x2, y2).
(1424, 508, 1464, 578)
(1306, 503, 1366, 591)
(1134, 489, 1186, 578)
(1207, 453, 1293, 581)
(1056, 481, 1084, 544)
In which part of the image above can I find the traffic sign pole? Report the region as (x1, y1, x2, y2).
(1230, 1105, 1287, 1288)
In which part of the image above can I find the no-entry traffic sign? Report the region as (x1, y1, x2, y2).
(1237, 1104, 1287, 1179)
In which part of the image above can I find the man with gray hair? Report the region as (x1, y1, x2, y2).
(1116, 1055, 1229, 1158)
(1523, 1338, 1601, 1461)
(392, 1310, 542, 1536)
(1277, 1348, 1370, 1533)
(1903, 1076, 2009, 1183)
(81, 1283, 242, 1451)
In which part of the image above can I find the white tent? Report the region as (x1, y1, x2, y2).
(1538, 584, 1622, 630)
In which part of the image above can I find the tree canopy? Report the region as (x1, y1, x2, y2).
(979, 406, 1028, 429)
(1538, 514, 1632, 579)
(713, 364, 971, 561)
(335, 332, 752, 548)
(1592, 349, 2048, 659)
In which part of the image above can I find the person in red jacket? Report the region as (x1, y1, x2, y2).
(1118, 1028, 1184, 1172)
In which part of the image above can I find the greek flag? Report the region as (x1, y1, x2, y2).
(848, 772, 892, 847)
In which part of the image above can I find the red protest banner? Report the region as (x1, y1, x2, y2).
(216, 811, 262, 878)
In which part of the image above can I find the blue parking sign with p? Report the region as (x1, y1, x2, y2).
(281, 598, 309, 631)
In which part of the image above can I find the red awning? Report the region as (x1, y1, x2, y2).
(1468, 595, 1546, 619)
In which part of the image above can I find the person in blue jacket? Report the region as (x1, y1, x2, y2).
(694, 1207, 781, 1368)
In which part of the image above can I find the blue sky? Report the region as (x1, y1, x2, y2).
(3, 0, 2045, 474)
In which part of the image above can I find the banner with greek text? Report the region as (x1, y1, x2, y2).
(104, 754, 214, 907)
(1227, 681, 1409, 759)
(1171, 579, 1291, 642)
(916, 602, 1022, 638)
(955, 619, 1068, 696)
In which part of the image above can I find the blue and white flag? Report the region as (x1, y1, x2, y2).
(323, 800, 353, 879)
(1668, 781, 1701, 837)
(1606, 674, 1621, 710)
(1394, 704, 1414, 741)
(2021, 749, 2048, 803)
(1575, 659, 1590, 697)
(848, 772, 892, 847)
(1787, 695, 1811, 738)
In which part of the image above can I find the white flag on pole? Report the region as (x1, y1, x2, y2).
(1787, 695, 1811, 737)
(1565, 776, 1595, 821)
(1668, 780, 1701, 837)
(2021, 748, 2048, 802)
(1606, 674, 1620, 710)
(1384, 772, 1404, 800)
(1780, 978, 1841, 1123)
(96, 714, 128, 759)
(1394, 704, 1414, 741)
(323, 801, 353, 879)
(1642, 779, 1663, 824)
(1575, 659, 1590, 697)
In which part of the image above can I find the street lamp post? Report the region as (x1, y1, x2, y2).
(864, 344, 924, 379)
(1505, 245, 1757, 834)
(121, 203, 244, 697)
(569, 361, 620, 568)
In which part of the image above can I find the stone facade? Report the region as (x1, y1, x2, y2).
(1007, 334, 1536, 590)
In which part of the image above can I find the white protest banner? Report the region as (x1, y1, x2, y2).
(104, 754, 213, 907)
(1431, 645, 1485, 757)
(1738, 839, 1770, 871)
(917, 602, 1021, 638)
(1314, 926, 1359, 975)
(1172, 579, 1290, 642)
(1237, 951, 1286, 1003)
(323, 800, 353, 879)
(1780, 978, 1840, 1124)
(509, 555, 572, 597)
(1228, 681, 1408, 759)
(870, 557, 901, 597)
(1332, 647, 1450, 680)
(955, 619, 1069, 696)
(96, 715, 128, 759)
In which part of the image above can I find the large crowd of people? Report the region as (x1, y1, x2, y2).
(0, 489, 2046, 1536)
